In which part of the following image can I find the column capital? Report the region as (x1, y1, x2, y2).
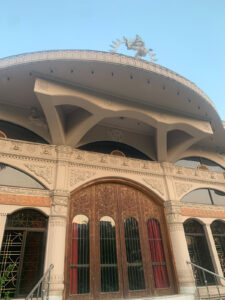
(164, 200, 183, 224)
(50, 190, 69, 217)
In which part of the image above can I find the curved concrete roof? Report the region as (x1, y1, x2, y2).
(0, 49, 217, 111)
(0, 50, 224, 155)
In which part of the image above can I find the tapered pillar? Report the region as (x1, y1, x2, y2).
(165, 201, 196, 294)
(45, 190, 69, 300)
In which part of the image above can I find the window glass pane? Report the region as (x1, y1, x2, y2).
(124, 217, 145, 290)
(175, 156, 225, 173)
(147, 219, 169, 288)
(0, 164, 45, 189)
(184, 219, 215, 286)
(200, 158, 225, 173)
(100, 216, 119, 292)
(175, 157, 200, 168)
(70, 215, 89, 295)
(210, 190, 225, 206)
(211, 221, 225, 276)
(181, 189, 212, 205)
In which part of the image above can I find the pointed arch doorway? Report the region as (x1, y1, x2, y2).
(66, 179, 178, 299)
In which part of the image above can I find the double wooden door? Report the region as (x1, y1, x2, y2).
(66, 181, 177, 299)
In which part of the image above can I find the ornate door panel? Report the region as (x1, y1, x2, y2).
(67, 180, 177, 300)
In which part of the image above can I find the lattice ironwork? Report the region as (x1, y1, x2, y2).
(0, 209, 48, 298)
(7, 209, 47, 229)
(0, 230, 23, 298)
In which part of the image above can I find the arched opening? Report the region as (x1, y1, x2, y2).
(66, 179, 177, 299)
(211, 220, 225, 276)
(181, 188, 225, 205)
(175, 156, 225, 173)
(78, 141, 152, 161)
(0, 120, 48, 144)
(184, 219, 215, 286)
(0, 209, 48, 298)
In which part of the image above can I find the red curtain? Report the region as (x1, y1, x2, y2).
(70, 222, 78, 294)
(148, 219, 169, 288)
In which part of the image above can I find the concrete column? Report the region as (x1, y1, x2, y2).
(0, 213, 7, 247)
(44, 145, 72, 300)
(45, 190, 69, 300)
(165, 201, 196, 295)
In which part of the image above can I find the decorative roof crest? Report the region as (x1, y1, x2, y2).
(110, 35, 157, 62)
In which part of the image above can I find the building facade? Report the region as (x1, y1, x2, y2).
(0, 50, 225, 300)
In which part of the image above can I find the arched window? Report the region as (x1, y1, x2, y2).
(70, 215, 89, 295)
(211, 221, 225, 276)
(100, 216, 118, 292)
(0, 163, 45, 189)
(0, 209, 48, 298)
(147, 219, 169, 288)
(181, 188, 225, 205)
(184, 219, 215, 285)
(124, 217, 145, 291)
(175, 156, 225, 173)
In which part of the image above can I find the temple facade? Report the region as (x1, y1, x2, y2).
(0, 50, 225, 300)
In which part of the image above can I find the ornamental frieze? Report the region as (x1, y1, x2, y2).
(142, 177, 165, 197)
(175, 181, 193, 199)
(69, 168, 96, 187)
(24, 163, 54, 185)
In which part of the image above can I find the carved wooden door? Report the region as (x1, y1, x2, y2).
(66, 181, 177, 300)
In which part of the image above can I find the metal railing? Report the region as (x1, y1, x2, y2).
(187, 261, 225, 299)
(25, 264, 54, 300)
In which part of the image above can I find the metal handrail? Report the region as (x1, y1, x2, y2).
(187, 261, 225, 300)
(25, 264, 54, 300)
(187, 261, 225, 281)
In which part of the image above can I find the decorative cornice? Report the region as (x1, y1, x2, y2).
(0, 139, 225, 194)
(0, 50, 215, 111)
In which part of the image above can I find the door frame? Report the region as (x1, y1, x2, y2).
(65, 178, 179, 300)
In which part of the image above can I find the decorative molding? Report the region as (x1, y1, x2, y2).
(143, 177, 165, 196)
(0, 185, 49, 197)
(49, 217, 67, 226)
(168, 222, 183, 232)
(175, 182, 193, 199)
(51, 192, 68, 207)
(69, 168, 95, 187)
(24, 163, 53, 184)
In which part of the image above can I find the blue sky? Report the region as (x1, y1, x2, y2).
(1, 0, 225, 119)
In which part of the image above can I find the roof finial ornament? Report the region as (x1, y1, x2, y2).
(110, 35, 157, 62)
